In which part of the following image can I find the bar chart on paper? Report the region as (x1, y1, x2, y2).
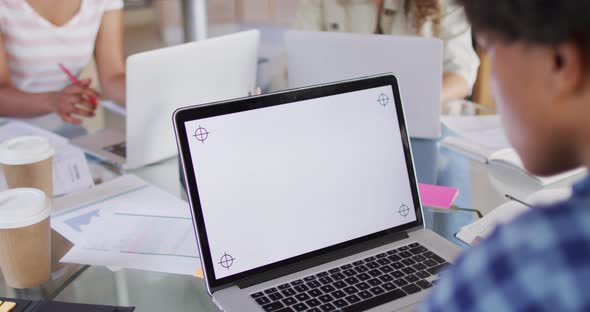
(82, 210, 198, 259)
(54, 175, 201, 276)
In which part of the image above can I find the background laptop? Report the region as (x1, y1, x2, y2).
(285, 31, 442, 139)
(174, 75, 461, 312)
(72, 30, 259, 170)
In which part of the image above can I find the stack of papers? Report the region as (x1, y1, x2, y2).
(52, 175, 202, 276)
(441, 115, 586, 186)
(0, 121, 94, 196)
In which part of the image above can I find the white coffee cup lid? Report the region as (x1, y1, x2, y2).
(0, 188, 50, 229)
(0, 136, 54, 165)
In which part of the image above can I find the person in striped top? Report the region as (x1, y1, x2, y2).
(0, 0, 125, 127)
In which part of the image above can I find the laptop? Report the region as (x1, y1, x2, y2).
(72, 30, 259, 170)
(285, 31, 442, 139)
(174, 74, 461, 312)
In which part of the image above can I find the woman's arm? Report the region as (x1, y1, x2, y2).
(94, 9, 126, 106)
(0, 37, 98, 124)
(439, 1, 480, 103)
(442, 72, 470, 103)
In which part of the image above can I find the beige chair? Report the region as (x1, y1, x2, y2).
(472, 46, 496, 114)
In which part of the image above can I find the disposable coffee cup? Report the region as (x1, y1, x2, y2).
(0, 136, 54, 198)
(0, 136, 68, 272)
(0, 188, 51, 288)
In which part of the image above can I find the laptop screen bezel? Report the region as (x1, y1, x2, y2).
(173, 74, 424, 290)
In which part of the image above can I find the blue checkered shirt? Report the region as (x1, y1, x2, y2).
(421, 175, 590, 312)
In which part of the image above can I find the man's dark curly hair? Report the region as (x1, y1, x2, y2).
(455, 0, 590, 48)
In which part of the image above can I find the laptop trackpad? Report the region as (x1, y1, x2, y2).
(71, 128, 126, 163)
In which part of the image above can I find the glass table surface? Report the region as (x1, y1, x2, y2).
(1, 136, 582, 311)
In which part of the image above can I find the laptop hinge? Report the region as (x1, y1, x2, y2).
(236, 231, 409, 289)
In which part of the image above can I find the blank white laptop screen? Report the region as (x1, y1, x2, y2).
(184, 86, 417, 279)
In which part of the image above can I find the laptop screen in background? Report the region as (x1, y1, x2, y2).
(184, 86, 417, 279)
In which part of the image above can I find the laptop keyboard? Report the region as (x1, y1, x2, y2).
(250, 243, 448, 312)
(103, 142, 126, 158)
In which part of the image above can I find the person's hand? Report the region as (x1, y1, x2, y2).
(48, 79, 100, 124)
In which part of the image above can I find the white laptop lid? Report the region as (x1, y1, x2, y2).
(125, 30, 260, 169)
(285, 30, 442, 139)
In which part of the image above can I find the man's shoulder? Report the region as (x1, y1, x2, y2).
(505, 196, 590, 246)
(478, 197, 590, 266)
(421, 196, 590, 312)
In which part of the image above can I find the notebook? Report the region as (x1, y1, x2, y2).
(441, 115, 586, 186)
(455, 188, 572, 245)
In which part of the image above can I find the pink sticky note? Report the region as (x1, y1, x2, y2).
(418, 183, 459, 209)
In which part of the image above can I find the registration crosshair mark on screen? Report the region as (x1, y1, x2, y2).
(399, 204, 410, 218)
(219, 253, 235, 269)
(194, 126, 210, 143)
(377, 92, 390, 107)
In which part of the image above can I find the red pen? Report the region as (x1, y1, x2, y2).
(58, 63, 98, 106)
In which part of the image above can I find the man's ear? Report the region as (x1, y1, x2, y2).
(553, 41, 584, 94)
